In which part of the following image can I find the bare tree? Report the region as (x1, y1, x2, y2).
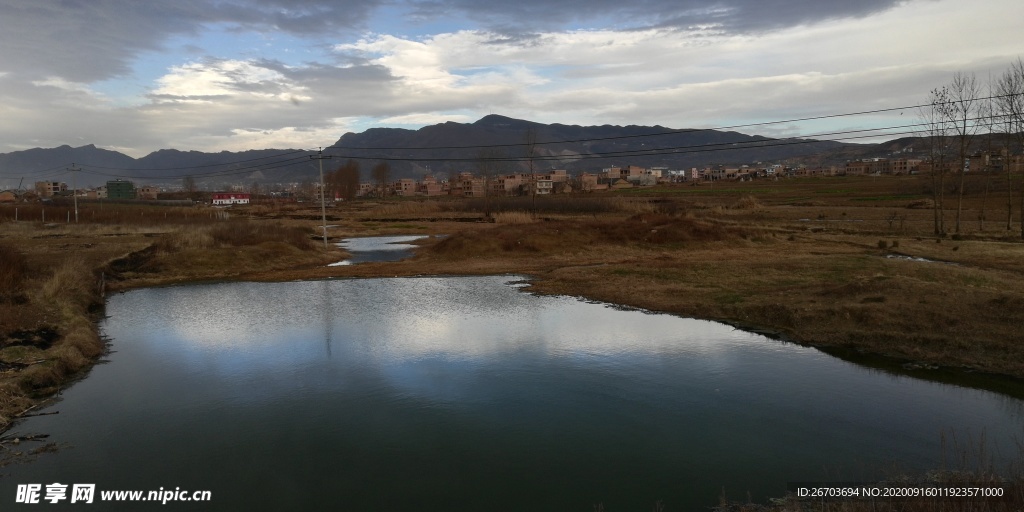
(977, 76, 1000, 232)
(936, 72, 980, 234)
(920, 87, 952, 235)
(249, 181, 260, 204)
(996, 58, 1024, 239)
(477, 149, 504, 219)
(297, 180, 315, 201)
(372, 161, 391, 199)
(182, 175, 197, 200)
(524, 127, 538, 212)
(995, 67, 1017, 230)
(328, 159, 360, 200)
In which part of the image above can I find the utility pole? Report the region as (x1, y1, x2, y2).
(309, 148, 333, 248)
(68, 163, 80, 223)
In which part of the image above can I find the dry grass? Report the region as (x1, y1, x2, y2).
(0, 203, 213, 227)
(732, 194, 764, 209)
(429, 214, 746, 258)
(36, 260, 98, 315)
(155, 221, 315, 252)
(364, 201, 446, 217)
(493, 211, 536, 224)
(451, 195, 660, 216)
(608, 197, 658, 214)
(0, 252, 107, 430)
(0, 243, 27, 301)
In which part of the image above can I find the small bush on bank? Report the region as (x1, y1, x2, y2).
(39, 260, 96, 314)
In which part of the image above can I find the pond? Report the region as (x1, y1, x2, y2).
(3, 276, 1022, 511)
(328, 235, 431, 266)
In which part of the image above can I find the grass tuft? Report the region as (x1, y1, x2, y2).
(493, 211, 536, 224)
(731, 195, 764, 210)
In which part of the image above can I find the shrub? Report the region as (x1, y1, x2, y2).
(731, 195, 764, 210)
(39, 260, 97, 313)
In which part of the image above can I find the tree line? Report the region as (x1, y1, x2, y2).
(920, 58, 1024, 239)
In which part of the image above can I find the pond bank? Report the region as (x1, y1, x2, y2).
(0, 221, 344, 437)
(4, 213, 1024, 441)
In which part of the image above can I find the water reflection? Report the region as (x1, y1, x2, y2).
(4, 276, 1022, 512)
(329, 235, 430, 265)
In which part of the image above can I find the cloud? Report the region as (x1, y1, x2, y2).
(0, 0, 910, 85)
(0, 0, 382, 82)
(151, 59, 307, 102)
(407, 0, 906, 34)
(0, 0, 1021, 159)
(377, 113, 474, 125)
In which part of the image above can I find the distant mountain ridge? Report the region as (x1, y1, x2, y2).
(1, 115, 877, 189)
(328, 114, 854, 178)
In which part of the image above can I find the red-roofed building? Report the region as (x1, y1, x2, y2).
(211, 192, 250, 206)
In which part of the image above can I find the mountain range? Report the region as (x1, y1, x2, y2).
(0, 115, 897, 189)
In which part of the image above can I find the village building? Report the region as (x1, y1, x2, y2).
(106, 180, 136, 200)
(394, 179, 417, 197)
(890, 158, 922, 175)
(137, 185, 159, 200)
(34, 181, 67, 197)
(211, 192, 250, 206)
(417, 176, 445, 196)
(491, 175, 524, 196)
(450, 173, 485, 197)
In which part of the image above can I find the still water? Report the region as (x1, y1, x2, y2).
(329, 235, 430, 266)
(4, 276, 1022, 511)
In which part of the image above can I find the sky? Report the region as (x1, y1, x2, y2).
(0, 0, 1021, 158)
